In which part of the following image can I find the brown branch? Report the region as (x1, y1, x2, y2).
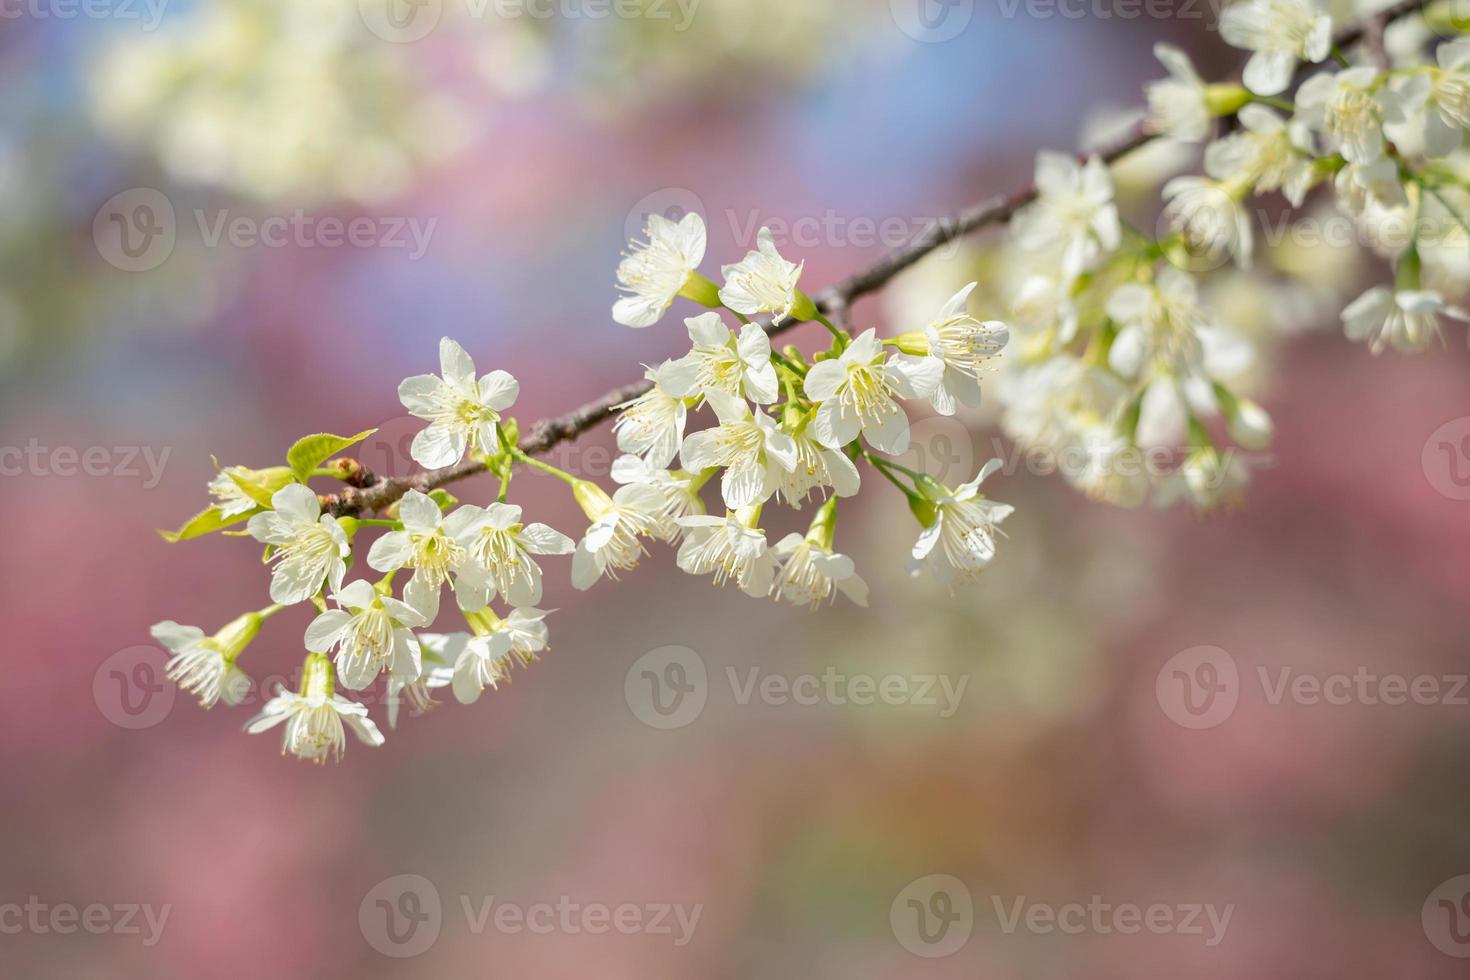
(322, 0, 1432, 518)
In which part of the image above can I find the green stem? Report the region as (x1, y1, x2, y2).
(356, 519, 402, 529)
(513, 451, 580, 486)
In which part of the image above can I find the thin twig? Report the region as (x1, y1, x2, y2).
(322, 0, 1433, 518)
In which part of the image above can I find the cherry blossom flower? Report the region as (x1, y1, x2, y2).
(245, 654, 383, 764)
(612, 362, 689, 469)
(452, 503, 574, 610)
(614, 212, 709, 328)
(909, 460, 1015, 587)
(398, 337, 520, 468)
(719, 227, 812, 324)
(803, 328, 939, 454)
(679, 392, 797, 509)
(1220, 0, 1333, 97)
(663, 312, 780, 404)
(1341, 286, 1470, 354)
(150, 614, 260, 708)
(304, 580, 426, 692)
(366, 490, 472, 620)
(247, 483, 350, 605)
(1013, 152, 1121, 279)
(675, 512, 780, 598)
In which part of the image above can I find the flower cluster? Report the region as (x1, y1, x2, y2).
(153, 213, 1014, 761)
(150, 2, 1466, 761)
(973, 10, 1470, 512)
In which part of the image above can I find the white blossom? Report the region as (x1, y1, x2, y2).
(679, 392, 797, 509)
(398, 337, 520, 469)
(305, 580, 425, 692)
(675, 513, 780, 598)
(1390, 42, 1470, 157)
(663, 312, 780, 404)
(245, 656, 383, 764)
(614, 211, 707, 328)
(570, 481, 668, 589)
(773, 429, 861, 507)
(910, 460, 1015, 587)
(208, 468, 262, 519)
(452, 502, 573, 610)
(612, 362, 688, 469)
(366, 490, 472, 620)
(1220, 0, 1333, 97)
(610, 454, 706, 542)
(1204, 105, 1318, 205)
(896, 282, 1009, 416)
(451, 609, 551, 705)
(1295, 66, 1400, 164)
(1146, 43, 1212, 142)
(1162, 175, 1255, 268)
(150, 617, 255, 708)
(1013, 152, 1121, 278)
(1105, 268, 1209, 378)
(247, 483, 350, 606)
(719, 227, 807, 323)
(771, 534, 868, 609)
(1341, 286, 1470, 354)
(803, 329, 939, 454)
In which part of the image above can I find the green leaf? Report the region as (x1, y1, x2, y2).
(158, 506, 254, 543)
(287, 429, 378, 482)
(227, 469, 285, 509)
(428, 489, 459, 510)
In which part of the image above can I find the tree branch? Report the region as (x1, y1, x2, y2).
(322, 0, 1434, 518)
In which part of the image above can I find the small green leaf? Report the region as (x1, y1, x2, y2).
(287, 430, 378, 482)
(428, 489, 459, 510)
(158, 506, 254, 543)
(227, 469, 284, 509)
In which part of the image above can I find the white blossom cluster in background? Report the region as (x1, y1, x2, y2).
(150, 1, 1470, 761)
(153, 210, 1012, 762)
(87, 0, 861, 203)
(967, 0, 1470, 512)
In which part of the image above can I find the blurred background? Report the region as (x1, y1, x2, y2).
(4, 1, 1470, 976)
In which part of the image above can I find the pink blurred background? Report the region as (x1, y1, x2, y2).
(3, 2, 1470, 976)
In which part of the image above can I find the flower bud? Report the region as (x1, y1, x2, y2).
(791, 289, 820, 323)
(1228, 399, 1273, 451)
